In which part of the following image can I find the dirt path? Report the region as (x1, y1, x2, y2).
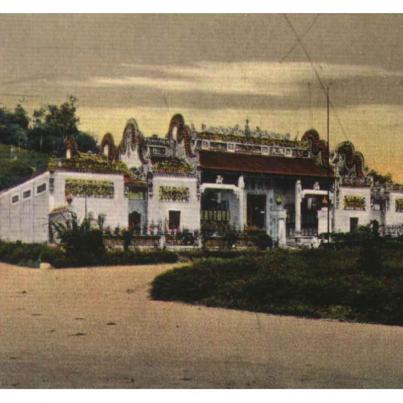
(1, 262, 403, 388)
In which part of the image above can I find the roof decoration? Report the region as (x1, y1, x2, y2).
(152, 157, 195, 176)
(199, 123, 292, 141)
(119, 118, 147, 164)
(100, 132, 118, 161)
(167, 114, 194, 158)
(64, 137, 79, 158)
(301, 129, 330, 169)
(333, 141, 365, 178)
(198, 131, 306, 148)
(48, 152, 130, 175)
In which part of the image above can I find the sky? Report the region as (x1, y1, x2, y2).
(0, 14, 402, 181)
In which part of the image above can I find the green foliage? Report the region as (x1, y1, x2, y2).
(151, 241, 403, 326)
(28, 95, 83, 155)
(0, 104, 29, 146)
(51, 216, 106, 266)
(0, 239, 178, 268)
(178, 249, 267, 261)
(104, 250, 178, 266)
(223, 227, 238, 249)
(122, 229, 134, 252)
(368, 169, 393, 185)
(171, 229, 196, 246)
(0, 97, 98, 190)
(0, 97, 98, 157)
(0, 160, 34, 190)
(0, 143, 49, 191)
(0, 240, 64, 268)
(248, 230, 273, 250)
(74, 131, 98, 153)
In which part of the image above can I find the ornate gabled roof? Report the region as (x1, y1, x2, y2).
(199, 151, 333, 178)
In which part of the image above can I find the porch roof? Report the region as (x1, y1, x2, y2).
(199, 151, 333, 178)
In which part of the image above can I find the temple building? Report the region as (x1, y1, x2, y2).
(0, 113, 402, 246)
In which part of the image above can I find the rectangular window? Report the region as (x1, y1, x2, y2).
(169, 210, 181, 230)
(36, 183, 47, 194)
(11, 194, 19, 204)
(23, 190, 31, 199)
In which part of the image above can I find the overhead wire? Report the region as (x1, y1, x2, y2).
(282, 13, 350, 143)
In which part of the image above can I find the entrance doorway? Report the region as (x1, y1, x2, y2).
(350, 217, 359, 232)
(247, 194, 266, 229)
(129, 211, 141, 233)
(169, 210, 181, 231)
(301, 196, 319, 236)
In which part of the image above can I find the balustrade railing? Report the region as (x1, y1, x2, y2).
(201, 210, 231, 222)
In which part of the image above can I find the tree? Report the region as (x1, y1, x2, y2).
(28, 96, 98, 155)
(75, 131, 98, 153)
(368, 169, 393, 186)
(0, 104, 30, 147)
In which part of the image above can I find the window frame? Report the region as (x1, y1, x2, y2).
(11, 193, 20, 205)
(22, 189, 32, 200)
(36, 182, 47, 195)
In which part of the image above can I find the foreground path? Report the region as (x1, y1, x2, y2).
(1, 262, 403, 388)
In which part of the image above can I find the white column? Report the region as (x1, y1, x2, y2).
(271, 206, 287, 247)
(237, 176, 246, 231)
(317, 207, 330, 236)
(277, 209, 287, 247)
(295, 179, 302, 234)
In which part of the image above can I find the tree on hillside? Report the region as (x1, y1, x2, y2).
(368, 169, 393, 185)
(0, 104, 30, 147)
(28, 96, 98, 155)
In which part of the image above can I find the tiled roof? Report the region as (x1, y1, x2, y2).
(199, 151, 333, 178)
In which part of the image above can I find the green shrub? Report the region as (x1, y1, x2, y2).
(223, 228, 238, 249)
(248, 231, 273, 250)
(122, 229, 134, 252)
(52, 217, 106, 266)
(0, 241, 62, 267)
(357, 240, 383, 275)
(104, 250, 178, 266)
(151, 244, 403, 326)
(0, 239, 178, 268)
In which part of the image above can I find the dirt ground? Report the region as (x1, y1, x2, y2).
(1, 262, 403, 388)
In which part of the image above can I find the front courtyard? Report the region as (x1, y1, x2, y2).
(1, 261, 403, 388)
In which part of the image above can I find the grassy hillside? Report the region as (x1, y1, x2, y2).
(0, 143, 49, 191)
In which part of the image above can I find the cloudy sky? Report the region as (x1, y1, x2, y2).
(0, 14, 402, 180)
